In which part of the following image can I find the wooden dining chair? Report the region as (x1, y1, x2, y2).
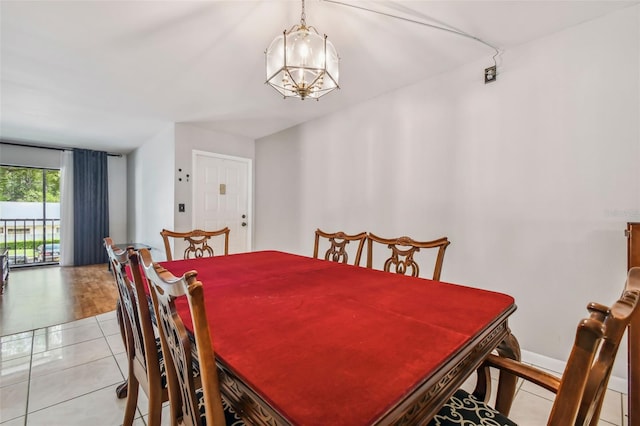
(139, 247, 244, 426)
(366, 233, 450, 280)
(313, 229, 367, 266)
(104, 239, 177, 426)
(160, 228, 230, 261)
(429, 267, 640, 426)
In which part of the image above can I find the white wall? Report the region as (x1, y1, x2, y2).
(107, 155, 127, 243)
(173, 123, 255, 246)
(128, 123, 255, 260)
(129, 125, 175, 255)
(255, 6, 640, 387)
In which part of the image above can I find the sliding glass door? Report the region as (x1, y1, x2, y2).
(0, 166, 61, 265)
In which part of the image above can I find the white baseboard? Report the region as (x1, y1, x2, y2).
(521, 350, 627, 394)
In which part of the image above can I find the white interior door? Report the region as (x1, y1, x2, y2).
(193, 151, 251, 254)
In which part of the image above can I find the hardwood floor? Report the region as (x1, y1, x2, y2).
(0, 263, 118, 336)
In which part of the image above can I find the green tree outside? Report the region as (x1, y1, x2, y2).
(0, 166, 60, 202)
(45, 169, 61, 202)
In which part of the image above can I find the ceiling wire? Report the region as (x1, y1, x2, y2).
(321, 0, 501, 67)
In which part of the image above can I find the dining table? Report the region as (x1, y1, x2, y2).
(160, 250, 520, 425)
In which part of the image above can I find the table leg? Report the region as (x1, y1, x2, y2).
(493, 331, 521, 416)
(472, 329, 521, 413)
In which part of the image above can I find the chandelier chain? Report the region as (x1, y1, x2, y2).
(300, 0, 306, 26)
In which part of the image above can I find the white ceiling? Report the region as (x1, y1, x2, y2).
(1, 0, 636, 154)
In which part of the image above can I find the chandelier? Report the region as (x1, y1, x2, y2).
(265, 0, 339, 100)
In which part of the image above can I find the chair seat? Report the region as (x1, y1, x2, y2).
(196, 388, 245, 426)
(428, 389, 516, 426)
(154, 337, 200, 388)
(154, 337, 168, 388)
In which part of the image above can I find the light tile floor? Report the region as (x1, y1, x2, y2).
(0, 310, 629, 425)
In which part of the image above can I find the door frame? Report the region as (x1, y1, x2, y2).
(191, 150, 253, 252)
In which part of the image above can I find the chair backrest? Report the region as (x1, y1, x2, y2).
(313, 229, 367, 266)
(366, 233, 450, 280)
(104, 237, 132, 352)
(160, 228, 230, 261)
(139, 248, 226, 426)
(103, 239, 164, 395)
(548, 267, 640, 425)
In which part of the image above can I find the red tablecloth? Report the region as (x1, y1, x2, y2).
(161, 250, 515, 425)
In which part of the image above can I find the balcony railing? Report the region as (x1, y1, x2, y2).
(1, 218, 61, 266)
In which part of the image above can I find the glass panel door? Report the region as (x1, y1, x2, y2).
(0, 166, 61, 266)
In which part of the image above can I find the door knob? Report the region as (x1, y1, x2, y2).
(242, 222, 247, 227)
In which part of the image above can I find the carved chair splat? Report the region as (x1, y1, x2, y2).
(160, 228, 230, 261)
(313, 229, 367, 266)
(366, 232, 450, 280)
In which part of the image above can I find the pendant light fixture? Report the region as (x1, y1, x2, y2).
(265, 0, 339, 100)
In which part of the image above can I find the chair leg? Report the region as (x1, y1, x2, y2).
(146, 387, 163, 426)
(123, 376, 140, 426)
(115, 301, 128, 399)
(168, 401, 181, 426)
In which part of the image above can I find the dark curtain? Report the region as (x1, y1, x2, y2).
(73, 148, 109, 265)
